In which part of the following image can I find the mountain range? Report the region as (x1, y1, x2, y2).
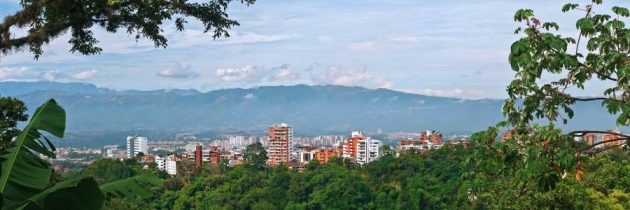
(0, 81, 621, 146)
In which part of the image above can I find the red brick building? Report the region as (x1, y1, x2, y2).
(342, 131, 364, 160)
(267, 123, 293, 165)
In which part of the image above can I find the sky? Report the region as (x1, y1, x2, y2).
(0, 0, 623, 99)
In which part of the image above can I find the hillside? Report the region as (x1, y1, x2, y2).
(0, 81, 619, 145)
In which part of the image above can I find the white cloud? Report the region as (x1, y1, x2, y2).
(244, 93, 255, 99)
(268, 64, 300, 82)
(41, 71, 63, 81)
(309, 64, 392, 88)
(0, 67, 99, 81)
(0, 67, 29, 80)
(216, 65, 257, 82)
(71, 69, 99, 80)
(401, 88, 485, 99)
(215, 64, 305, 85)
(158, 63, 199, 79)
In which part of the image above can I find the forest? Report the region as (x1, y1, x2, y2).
(81, 137, 629, 209)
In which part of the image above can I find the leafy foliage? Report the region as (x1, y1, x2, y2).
(507, 1, 630, 126)
(244, 142, 268, 170)
(0, 99, 65, 208)
(0, 99, 163, 209)
(100, 174, 163, 199)
(81, 158, 136, 184)
(14, 177, 104, 210)
(0, 0, 256, 59)
(0, 97, 28, 151)
(139, 144, 630, 209)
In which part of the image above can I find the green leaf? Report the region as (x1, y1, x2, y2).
(561, 3, 579, 12)
(100, 174, 163, 199)
(514, 9, 534, 22)
(11, 177, 104, 210)
(612, 6, 630, 17)
(0, 99, 66, 207)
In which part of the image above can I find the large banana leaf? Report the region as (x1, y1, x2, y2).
(0, 99, 163, 209)
(0, 99, 65, 207)
(12, 177, 104, 210)
(100, 174, 163, 199)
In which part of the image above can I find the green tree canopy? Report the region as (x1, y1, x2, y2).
(81, 158, 135, 184)
(0, 97, 28, 151)
(244, 142, 268, 170)
(507, 0, 630, 131)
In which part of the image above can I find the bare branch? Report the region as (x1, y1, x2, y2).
(579, 137, 628, 152)
(568, 130, 630, 138)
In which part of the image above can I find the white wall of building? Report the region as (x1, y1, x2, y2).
(126, 136, 149, 158)
(155, 156, 165, 171)
(165, 155, 177, 176)
(357, 137, 380, 165)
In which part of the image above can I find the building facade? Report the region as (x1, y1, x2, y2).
(267, 123, 293, 164)
(165, 155, 178, 176)
(155, 156, 165, 170)
(126, 136, 148, 158)
(420, 130, 443, 145)
(356, 137, 381, 165)
(314, 148, 339, 164)
(342, 131, 364, 159)
(603, 130, 624, 147)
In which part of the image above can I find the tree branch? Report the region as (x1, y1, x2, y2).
(580, 137, 628, 152)
(567, 130, 630, 138)
(571, 97, 608, 101)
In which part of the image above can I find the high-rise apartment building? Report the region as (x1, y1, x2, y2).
(126, 136, 148, 158)
(195, 144, 203, 166)
(342, 131, 364, 159)
(357, 137, 381, 165)
(267, 123, 293, 164)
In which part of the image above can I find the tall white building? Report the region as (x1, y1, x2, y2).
(165, 155, 178, 176)
(356, 137, 381, 165)
(155, 156, 165, 171)
(126, 136, 148, 158)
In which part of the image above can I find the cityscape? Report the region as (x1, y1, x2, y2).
(51, 123, 625, 177)
(1, 0, 630, 209)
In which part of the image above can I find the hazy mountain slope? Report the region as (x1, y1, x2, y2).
(0, 82, 620, 143)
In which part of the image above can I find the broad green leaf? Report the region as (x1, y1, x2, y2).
(0, 99, 65, 207)
(12, 177, 103, 210)
(100, 174, 163, 199)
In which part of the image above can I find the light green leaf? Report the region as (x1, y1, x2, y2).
(12, 177, 104, 210)
(0, 99, 66, 207)
(100, 174, 163, 199)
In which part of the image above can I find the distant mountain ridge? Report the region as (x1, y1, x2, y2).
(0, 81, 620, 145)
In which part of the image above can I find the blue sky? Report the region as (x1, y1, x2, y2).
(0, 0, 622, 99)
